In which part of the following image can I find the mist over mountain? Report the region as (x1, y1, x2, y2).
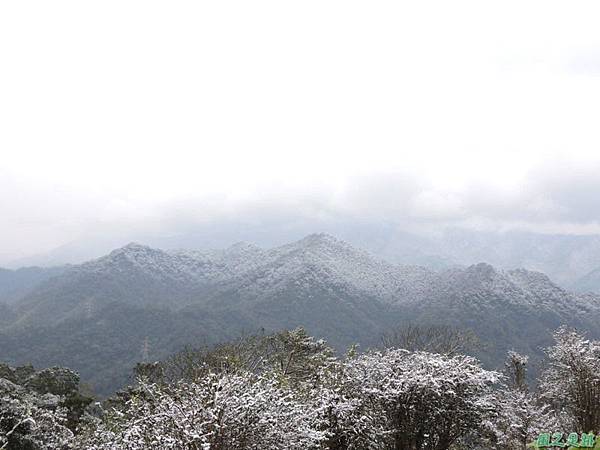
(4, 2, 600, 446)
(0, 266, 68, 305)
(12, 225, 600, 294)
(1, 233, 598, 396)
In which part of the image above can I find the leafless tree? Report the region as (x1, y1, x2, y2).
(504, 350, 528, 392)
(380, 324, 480, 356)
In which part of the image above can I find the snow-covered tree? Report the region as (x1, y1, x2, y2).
(539, 327, 600, 433)
(487, 352, 558, 450)
(261, 328, 336, 384)
(15, 328, 593, 450)
(78, 372, 325, 450)
(0, 378, 73, 450)
(344, 348, 501, 450)
(304, 357, 383, 450)
(146, 327, 335, 386)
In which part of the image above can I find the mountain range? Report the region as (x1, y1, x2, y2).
(8, 226, 600, 294)
(1, 233, 599, 395)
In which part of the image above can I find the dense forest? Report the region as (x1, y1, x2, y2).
(2, 325, 600, 449)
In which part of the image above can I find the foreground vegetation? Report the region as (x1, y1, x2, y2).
(2, 326, 600, 449)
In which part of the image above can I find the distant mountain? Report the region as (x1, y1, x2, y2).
(10, 243, 228, 328)
(10, 226, 600, 294)
(571, 266, 600, 294)
(362, 228, 600, 290)
(0, 302, 15, 328)
(0, 266, 67, 305)
(1, 233, 599, 396)
(4, 235, 133, 269)
(205, 233, 433, 307)
(400, 263, 600, 369)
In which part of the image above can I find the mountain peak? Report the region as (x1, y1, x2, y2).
(278, 233, 363, 262)
(227, 241, 262, 252)
(120, 242, 151, 252)
(297, 233, 347, 248)
(468, 262, 496, 276)
(82, 242, 170, 271)
(101, 242, 159, 262)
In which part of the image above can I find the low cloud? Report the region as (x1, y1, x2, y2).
(4, 158, 600, 266)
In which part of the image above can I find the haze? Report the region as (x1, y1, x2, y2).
(2, 1, 600, 264)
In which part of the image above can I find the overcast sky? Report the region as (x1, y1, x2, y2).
(1, 1, 600, 263)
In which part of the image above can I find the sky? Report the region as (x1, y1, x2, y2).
(1, 1, 600, 264)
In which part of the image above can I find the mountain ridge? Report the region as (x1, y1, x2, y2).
(1, 233, 599, 395)
(9, 227, 600, 295)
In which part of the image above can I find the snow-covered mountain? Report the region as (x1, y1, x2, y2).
(12, 227, 600, 294)
(205, 233, 434, 308)
(7, 234, 432, 327)
(420, 263, 597, 313)
(1, 233, 599, 395)
(400, 262, 600, 368)
(367, 228, 600, 290)
(10, 243, 226, 328)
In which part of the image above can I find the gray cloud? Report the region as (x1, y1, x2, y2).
(461, 161, 600, 226)
(4, 159, 600, 266)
